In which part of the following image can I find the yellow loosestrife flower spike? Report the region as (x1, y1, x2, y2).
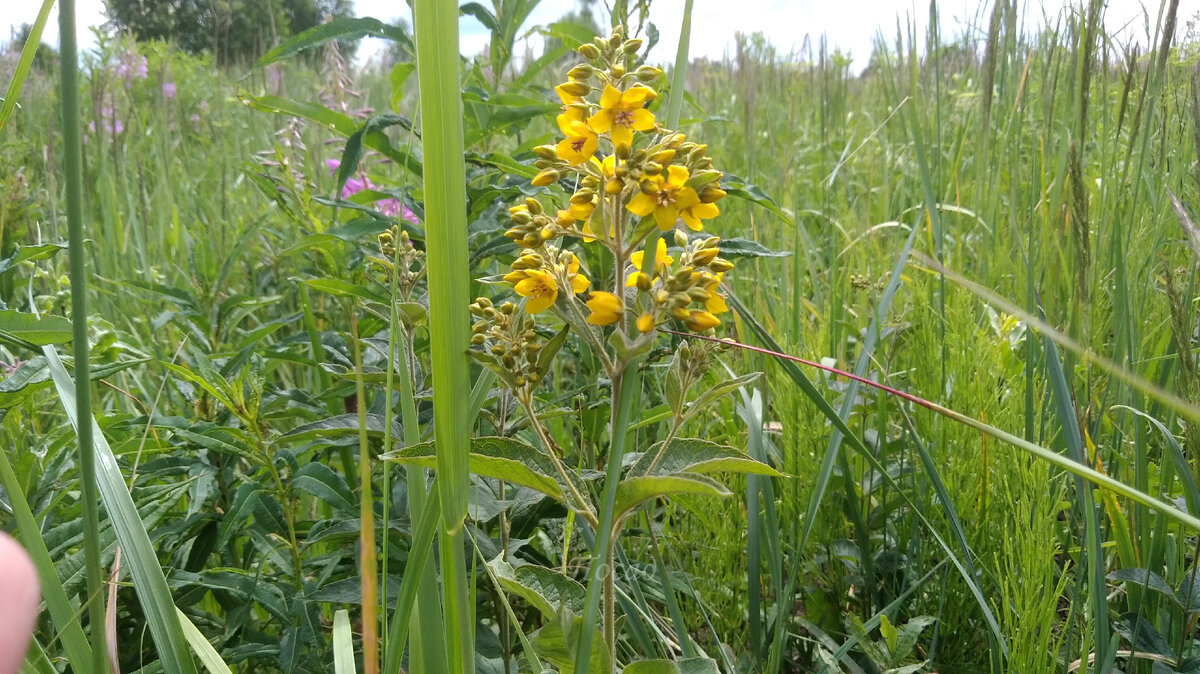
(514, 269, 558, 313)
(627, 165, 701, 230)
(585, 291, 623, 325)
(588, 84, 657, 148)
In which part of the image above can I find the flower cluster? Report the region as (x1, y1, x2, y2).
(468, 298, 552, 397)
(325, 158, 418, 223)
(374, 226, 425, 300)
(495, 26, 732, 336)
(116, 48, 148, 83)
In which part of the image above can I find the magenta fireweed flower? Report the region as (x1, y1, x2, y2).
(325, 158, 418, 223)
(162, 82, 177, 99)
(87, 106, 125, 138)
(117, 51, 148, 82)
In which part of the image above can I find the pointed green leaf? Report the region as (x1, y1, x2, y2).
(294, 462, 357, 514)
(0, 242, 67, 277)
(385, 436, 566, 503)
(613, 473, 729, 523)
(629, 438, 781, 478)
(177, 608, 235, 674)
(0, 311, 71, 348)
(489, 555, 586, 619)
(332, 609, 356, 674)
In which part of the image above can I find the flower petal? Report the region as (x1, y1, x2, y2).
(600, 85, 622, 109)
(627, 192, 657, 217)
(630, 108, 656, 131)
(653, 205, 678, 230)
(588, 110, 612, 133)
(571, 274, 591, 294)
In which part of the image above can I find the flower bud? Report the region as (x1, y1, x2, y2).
(635, 65, 661, 82)
(666, 133, 687, 148)
(567, 64, 595, 80)
(491, 344, 506, 356)
(634, 272, 653, 292)
(570, 189, 595, 204)
(623, 38, 644, 54)
(509, 211, 532, 225)
(532, 169, 559, 187)
(593, 37, 610, 52)
(637, 313, 656, 333)
(692, 247, 719, 265)
(709, 258, 735, 272)
(533, 145, 558, 159)
(540, 224, 557, 240)
(615, 142, 632, 160)
(674, 229, 690, 248)
(605, 178, 623, 195)
(579, 43, 601, 60)
(534, 159, 554, 169)
(559, 80, 590, 97)
(643, 161, 663, 175)
(611, 63, 625, 78)
(523, 233, 541, 247)
(699, 186, 727, 203)
(470, 333, 486, 345)
(639, 179, 659, 195)
(525, 197, 543, 214)
(555, 210, 576, 226)
(650, 149, 676, 164)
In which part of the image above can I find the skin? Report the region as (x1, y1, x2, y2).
(0, 532, 39, 674)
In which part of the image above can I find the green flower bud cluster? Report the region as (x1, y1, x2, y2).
(468, 297, 547, 393)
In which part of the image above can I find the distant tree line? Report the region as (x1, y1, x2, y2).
(103, 0, 356, 64)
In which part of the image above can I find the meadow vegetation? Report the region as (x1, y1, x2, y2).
(2, 0, 1200, 672)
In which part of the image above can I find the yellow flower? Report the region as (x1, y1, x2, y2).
(636, 313, 656, 333)
(588, 84, 657, 148)
(566, 253, 591, 294)
(627, 165, 700, 230)
(701, 272, 729, 314)
(680, 201, 720, 231)
(626, 238, 673, 286)
(514, 269, 558, 314)
(555, 108, 599, 165)
(585, 291, 623, 325)
(683, 309, 720, 331)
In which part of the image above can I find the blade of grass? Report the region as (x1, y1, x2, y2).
(352, 312, 379, 674)
(175, 609, 234, 674)
(333, 610, 357, 674)
(0, 0, 54, 129)
(44, 346, 198, 674)
(413, 0, 475, 670)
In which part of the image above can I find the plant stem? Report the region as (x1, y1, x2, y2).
(60, 1, 106, 666)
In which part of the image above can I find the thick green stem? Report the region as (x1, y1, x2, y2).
(60, 2, 106, 669)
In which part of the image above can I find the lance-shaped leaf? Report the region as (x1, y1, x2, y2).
(384, 436, 582, 509)
(628, 437, 782, 478)
(684, 372, 761, 418)
(0, 242, 67, 277)
(613, 473, 730, 524)
(0, 311, 72, 349)
(488, 555, 585, 618)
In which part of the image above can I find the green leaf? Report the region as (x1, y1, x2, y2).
(721, 173, 790, 221)
(489, 555, 586, 619)
(1109, 568, 1180, 607)
(879, 614, 899, 658)
(685, 372, 763, 419)
(332, 610, 357, 674)
(535, 324, 571, 378)
(282, 413, 403, 443)
(1113, 612, 1175, 656)
(0, 311, 71, 349)
(294, 462, 357, 514)
(385, 436, 567, 504)
(613, 473, 730, 523)
(0, 0, 54, 129)
(258, 17, 412, 66)
(677, 659, 721, 674)
(177, 608, 235, 674)
(303, 278, 390, 304)
(532, 613, 609, 674)
(389, 62, 416, 110)
(717, 238, 791, 259)
(0, 242, 67, 278)
(623, 661, 681, 674)
(630, 438, 781, 478)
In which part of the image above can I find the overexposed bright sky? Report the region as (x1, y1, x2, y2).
(0, 0, 1183, 72)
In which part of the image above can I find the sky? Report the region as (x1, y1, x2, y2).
(0, 0, 1184, 73)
